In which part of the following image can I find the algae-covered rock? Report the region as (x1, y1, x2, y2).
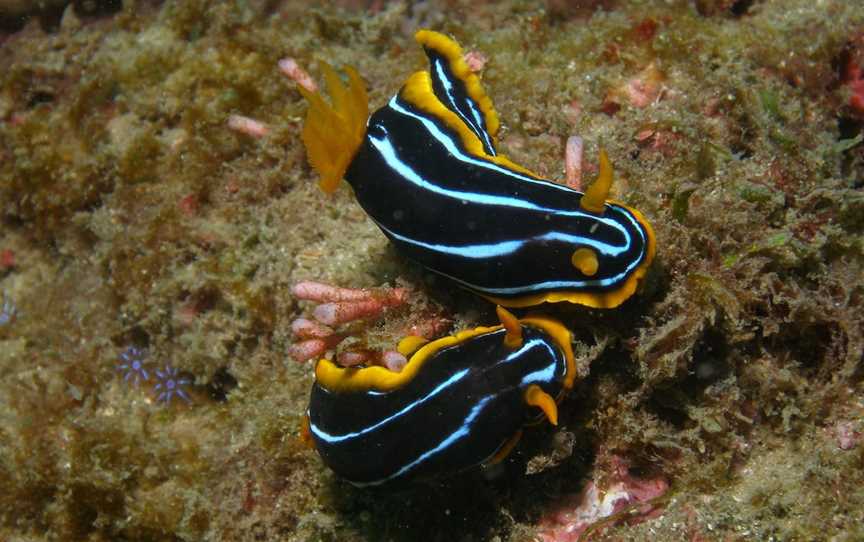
(1, 0, 863, 541)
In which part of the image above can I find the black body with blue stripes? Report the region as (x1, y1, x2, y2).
(307, 326, 568, 487)
(344, 94, 650, 301)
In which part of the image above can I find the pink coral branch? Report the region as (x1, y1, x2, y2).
(380, 350, 408, 372)
(404, 316, 452, 340)
(313, 299, 387, 326)
(336, 349, 407, 372)
(834, 421, 862, 450)
(227, 114, 270, 138)
(292, 280, 378, 303)
(564, 135, 584, 191)
(288, 339, 329, 363)
(279, 57, 318, 93)
(291, 318, 334, 339)
(288, 335, 346, 363)
(464, 50, 487, 73)
(289, 280, 411, 365)
(293, 281, 408, 325)
(336, 350, 372, 367)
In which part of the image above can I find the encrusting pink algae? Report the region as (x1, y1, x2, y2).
(1, 0, 864, 540)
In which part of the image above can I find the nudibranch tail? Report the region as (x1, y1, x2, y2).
(414, 29, 500, 152)
(298, 63, 368, 193)
(398, 69, 541, 178)
(485, 429, 523, 466)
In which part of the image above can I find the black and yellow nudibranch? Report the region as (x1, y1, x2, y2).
(299, 30, 656, 309)
(306, 307, 575, 487)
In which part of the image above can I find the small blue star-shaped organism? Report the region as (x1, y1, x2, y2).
(117, 346, 149, 386)
(154, 366, 192, 404)
(0, 291, 17, 326)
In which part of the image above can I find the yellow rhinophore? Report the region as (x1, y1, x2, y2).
(580, 148, 614, 214)
(524, 384, 559, 425)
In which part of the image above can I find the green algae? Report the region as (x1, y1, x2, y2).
(1, 0, 864, 541)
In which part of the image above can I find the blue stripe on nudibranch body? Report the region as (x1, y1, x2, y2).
(298, 30, 655, 309)
(295, 32, 659, 488)
(346, 92, 653, 308)
(307, 313, 574, 487)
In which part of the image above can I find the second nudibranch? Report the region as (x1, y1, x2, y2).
(298, 30, 656, 309)
(306, 307, 575, 487)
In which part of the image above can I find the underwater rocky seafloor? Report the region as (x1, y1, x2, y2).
(1, 0, 864, 540)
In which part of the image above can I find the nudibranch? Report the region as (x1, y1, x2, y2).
(306, 307, 575, 487)
(298, 30, 656, 309)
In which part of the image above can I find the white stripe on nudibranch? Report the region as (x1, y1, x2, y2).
(355, 395, 494, 487)
(309, 368, 470, 444)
